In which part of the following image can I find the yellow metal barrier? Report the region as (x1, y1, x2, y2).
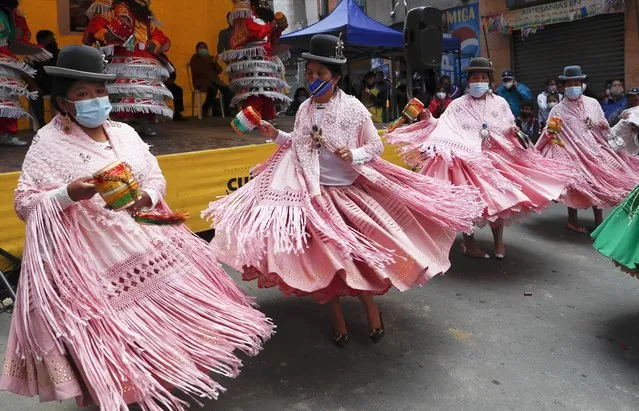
(0, 142, 405, 264)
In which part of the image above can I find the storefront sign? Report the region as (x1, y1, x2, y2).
(441, 3, 480, 87)
(507, 0, 557, 10)
(483, 0, 625, 33)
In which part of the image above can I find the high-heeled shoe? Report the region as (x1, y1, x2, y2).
(333, 322, 349, 348)
(369, 311, 385, 343)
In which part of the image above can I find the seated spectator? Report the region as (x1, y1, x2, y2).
(602, 78, 627, 125)
(428, 85, 452, 118)
(538, 92, 560, 127)
(31, 29, 59, 127)
(441, 74, 460, 99)
(515, 100, 541, 144)
(166, 69, 186, 121)
(285, 88, 308, 116)
(189, 41, 233, 117)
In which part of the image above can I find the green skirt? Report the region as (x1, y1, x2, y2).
(592, 185, 639, 276)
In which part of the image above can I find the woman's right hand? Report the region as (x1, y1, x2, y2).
(256, 120, 279, 139)
(67, 177, 98, 202)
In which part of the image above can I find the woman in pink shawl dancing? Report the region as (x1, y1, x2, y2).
(535, 65, 639, 233)
(387, 57, 578, 260)
(0, 45, 273, 410)
(204, 34, 484, 347)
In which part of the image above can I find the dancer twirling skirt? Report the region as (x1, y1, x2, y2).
(592, 185, 639, 278)
(0, 45, 273, 410)
(536, 65, 639, 233)
(387, 57, 577, 260)
(204, 35, 484, 347)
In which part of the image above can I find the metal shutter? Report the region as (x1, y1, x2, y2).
(512, 13, 625, 99)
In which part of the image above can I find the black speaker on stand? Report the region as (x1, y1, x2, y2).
(403, 7, 443, 100)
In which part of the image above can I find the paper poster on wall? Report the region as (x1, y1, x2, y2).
(441, 3, 480, 88)
(57, 0, 92, 35)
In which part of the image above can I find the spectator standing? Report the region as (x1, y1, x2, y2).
(428, 85, 452, 118)
(31, 30, 59, 127)
(516, 100, 541, 143)
(217, 12, 232, 55)
(538, 92, 559, 127)
(284, 87, 308, 116)
(370, 71, 388, 122)
(602, 79, 627, 126)
(537, 79, 562, 125)
(189, 41, 233, 117)
(441, 74, 460, 99)
(495, 70, 532, 116)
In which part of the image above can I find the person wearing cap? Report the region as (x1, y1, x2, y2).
(536, 66, 639, 233)
(388, 57, 575, 260)
(601, 78, 627, 126)
(495, 70, 532, 117)
(205, 34, 484, 348)
(0, 45, 273, 409)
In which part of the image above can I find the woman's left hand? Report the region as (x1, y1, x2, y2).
(128, 191, 153, 214)
(336, 148, 353, 163)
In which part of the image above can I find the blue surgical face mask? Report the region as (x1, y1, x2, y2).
(565, 86, 582, 100)
(469, 82, 490, 98)
(67, 96, 112, 128)
(198, 48, 208, 57)
(307, 78, 335, 98)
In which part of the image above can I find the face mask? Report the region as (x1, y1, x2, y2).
(67, 96, 112, 128)
(198, 48, 208, 57)
(548, 85, 557, 92)
(547, 102, 558, 108)
(565, 86, 582, 100)
(611, 86, 624, 97)
(504, 81, 514, 89)
(436, 92, 446, 100)
(469, 82, 489, 98)
(307, 78, 335, 98)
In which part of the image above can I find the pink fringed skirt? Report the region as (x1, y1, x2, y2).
(215, 177, 455, 303)
(419, 150, 568, 226)
(0, 229, 274, 410)
(537, 139, 639, 209)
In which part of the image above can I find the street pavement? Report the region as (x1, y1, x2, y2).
(1, 203, 638, 411)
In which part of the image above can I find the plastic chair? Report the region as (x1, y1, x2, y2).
(186, 63, 226, 119)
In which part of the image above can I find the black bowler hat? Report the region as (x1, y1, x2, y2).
(558, 65, 586, 81)
(301, 33, 347, 65)
(44, 45, 116, 81)
(463, 57, 495, 73)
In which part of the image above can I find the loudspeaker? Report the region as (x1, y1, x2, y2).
(404, 7, 443, 70)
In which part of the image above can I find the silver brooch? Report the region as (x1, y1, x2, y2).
(335, 33, 345, 60)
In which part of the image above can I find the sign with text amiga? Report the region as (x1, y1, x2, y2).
(441, 3, 480, 88)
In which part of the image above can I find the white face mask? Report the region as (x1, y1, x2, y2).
(547, 102, 558, 108)
(504, 81, 514, 89)
(436, 92, 446, 100)
(469, 82, 490, 98)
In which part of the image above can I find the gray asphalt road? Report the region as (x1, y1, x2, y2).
(1, 203, 638, 411)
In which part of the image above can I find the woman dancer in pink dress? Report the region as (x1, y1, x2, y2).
(204, 34, 484, 347)
(536, 65, 639, 232)
(387, 57, 579, 259)
(0, 45, 273, 410)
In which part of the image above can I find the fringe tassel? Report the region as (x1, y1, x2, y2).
(107, 85, 174, 99)
(0, 106, 31, 119)
(22, 48, 53, 63)
(219, 46, 266, 63)
(13, 194, 272, 409)
(106, 65, 170, 80)
(85, 0, 113, 19)
(111, 103, 174, 119)
(231, 91, 291, 107)
(229, 9, 253, 25)
(275, 50, 291, 61)
(226, 60, 282, 75)
(0, 59, 36, 77)
(230, 77, 290, 90)
(100, 44, 116, 57)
